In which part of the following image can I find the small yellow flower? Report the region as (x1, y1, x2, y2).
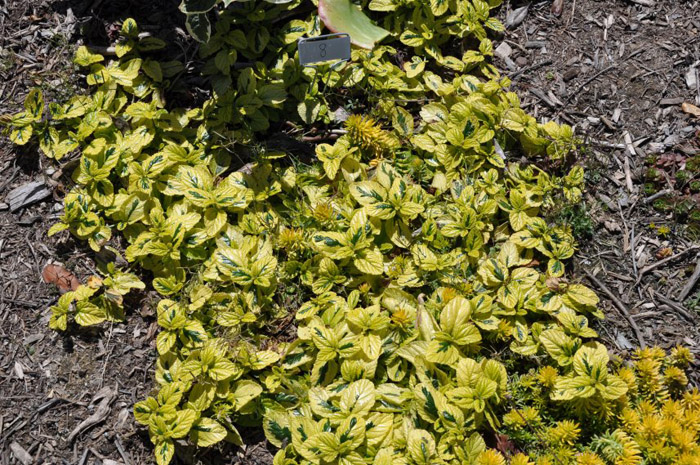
(345, 114, 398, 156)
(575, 451, 606, 465)
(620, 407, 642, 431)
(537, 365, 559, 388)
(660, 399, 684, 421)
(312, 202, 334, 223)
(616, 366, 638, 393)
(357, 282, 371, 295)
(278, 227, 305, 250)
(546, 420, 581, 446)
(682, 388, 700, 410)
(664, 366, 688, 391)
(670, 346, 694, 368)
(511, 453, 535, 465)
(390, 306, 412, 327)
(477, 449, 506, 465)
(503, 409, 526, 429)
(656, 225, 671, 237)
(439, 287, 459, 302)
(639, 413, 663, 438)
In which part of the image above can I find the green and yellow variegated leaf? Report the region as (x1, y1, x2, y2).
(299, 431, 339, 463)
(406, 429, 436, 465)
(10, 125, 32, 145)
(190, 417, 227, 447)
(154, 440, 175, 465)
(339, 379, 375, 415)
(74, 301, 107, 326)
(350, 181, 387, 206)
(563, 284, 599, 308)
(354, 247, 384, 275)
(263, 411, 291, 448)
(539, 328, 581, 367)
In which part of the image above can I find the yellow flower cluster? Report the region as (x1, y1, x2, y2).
(499, 346, 699, 465)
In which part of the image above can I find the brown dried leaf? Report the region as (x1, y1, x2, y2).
(604, 220, 622, 233)
(681, 102, 700, 118)
(42, 263, 80, 292)
(506, 6, 529, 29)
(546, 277, 567, 291)
(495, 432, 519, 455)
(87, 275, 103, 289)
(656, 153, 685, 167)
(655, 247, 673, 260)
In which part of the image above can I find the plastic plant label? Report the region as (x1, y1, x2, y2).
(298, 33, 351, 66)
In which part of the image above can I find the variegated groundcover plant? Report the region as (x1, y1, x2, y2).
(2, 1, 699, 464)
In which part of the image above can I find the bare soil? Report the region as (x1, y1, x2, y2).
(1, 0, 699, 464)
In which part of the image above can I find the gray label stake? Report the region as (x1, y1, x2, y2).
(298, 34, 351, 67)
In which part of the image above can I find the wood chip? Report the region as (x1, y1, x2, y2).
(563, 68, 579, 81)
(686, 67, 698, 89)
(659, 97, 684, 106)
(14, 361, 25, 380)
(622, 132, 636, 193)
(9, 441, 33, 465)
(525, 40, 547, 49)
(495, 42, 513, 60)
(530, 88, 557, 108)
(5, 181, 51, 212)
(584, 269, 646, 348)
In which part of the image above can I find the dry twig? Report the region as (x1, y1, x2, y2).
(561, 64, 618, 107)
(678, 255, 700, 302)
(651, 290, 696, 322)
(114, 435, 132, 465)
(67, 390, 115, 443)
(634, 246, 700, 287)
(643, 189, 672, 204)
(509, 59, 553, 80)
(622, 131, 636, 193)
(584, 269, 646, 348)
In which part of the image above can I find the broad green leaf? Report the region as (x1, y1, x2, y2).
(318, 0, 390, 49)
(74, 46, 104, 67)
(300, 432, 339, 462)
(263, 411, 291, 448)
(24, 89, 44, 121)
(354, 247, 384, 275)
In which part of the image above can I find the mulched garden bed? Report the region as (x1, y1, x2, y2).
(0, 0, 698, 463)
